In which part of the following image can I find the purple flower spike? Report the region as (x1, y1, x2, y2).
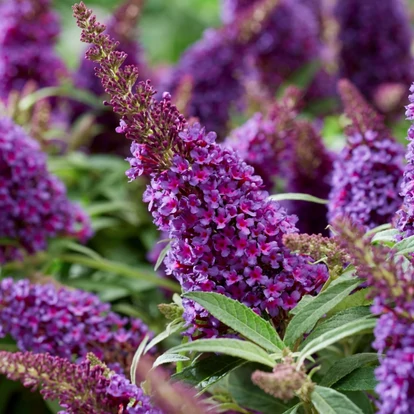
(335, 0, 413, 110)
(73, 2, 329, 337)
(328, 80, 404, 229)
(335, 218, 414, 414)
(0, 0, 67, 99)
(0, 278, 151, 371)
(0, 116, 92, 263)
(0, 351, 162, 414)
(396, 83, 414, 237)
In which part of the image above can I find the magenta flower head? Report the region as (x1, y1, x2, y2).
(242, 0, 320, 93)
(0, 116, 92, 263)
(0, 0, 67, 99)
(335, 0, 413, 109)
(335, 218, 414, 414)
(224, 87, 300, 191)
(0, 351, 162, 414)
(328, 80, 404, 229)
(72, 0, 148, 155)
(73, 2, 328, 336)
(75, 0, 147, 98)
(161, 28, 245, 139)
(285, 120, 333, 235)
(396, 83, 414, 237)
(0, 278, 151, 371)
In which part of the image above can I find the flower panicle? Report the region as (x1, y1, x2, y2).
(0, 278, 151, 372)
(73, 2, 186, 176)
(396, 83, 414, 237)
(251, 356, 313, 402)
(338, 79, 389, 141)
(283, 233, 348, 278)
(333, 217, 414, 309)
(0, 351, 161, 414)
(328, 81, 404, 229)
(109, 0, 144, 42)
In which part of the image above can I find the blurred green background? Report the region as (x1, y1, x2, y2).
(53, 0, 220, 68)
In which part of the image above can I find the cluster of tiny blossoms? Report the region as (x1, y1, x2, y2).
(225, 88, 333, 235)
(328, 80, 404, 229)
(335, 0, 413, 106)
(242, 0, 321, 94)
(397, 83, 414, 237)
(285, 119, 333, 235)
(335, 218, 414, 414)
(0, 116, 92, 263)
(73, 3, 328, 336)
(0, 278, 151, 371)
(224, 88, 299, 191)
(72, 0, 147, 155)
(163, 0, 282, 139)
(0, 351, 162, 414)
(75, 0, 147, 98)
(0, 0, 66, 99)
(141, 123, 328, 334)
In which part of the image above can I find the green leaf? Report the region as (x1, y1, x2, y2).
(371, 229, 399, 246)
(153, 353, 190, 368)
(268, 193, 328, 204)
(172, 355, 244, 391)
(130, 335, 150, 385)
(144, 320, 185, 354)
(154, 241, 171, 271)
(168, 338, 276, 367)
(282, 404, 303, 414)
(393, 234, 414, 255)
(320, 353, 379, 388)
(341, 391, 374, 414)
(334, 367, 378, 391)
(289, 295, 314, 316)
(228, 364, 294, 414)
(365, 223, 392, 237)
(300, 307, 372, 350)
(298, 317, 376, 366)
(284, 272, 361, 348)
(311, 386, 364, 414)
(184, 292, 284, 352)
(328, 288, 372, 316)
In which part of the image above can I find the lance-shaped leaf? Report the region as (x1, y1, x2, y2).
(284, 272, 361, 348)
(168, 338, 275, 368)
(311, 386, 364, 414)
(320, 353, 379, 388)
(297, 317, 376, 366)
(184, 292, 284, 352)
(172, 354, 245, 391)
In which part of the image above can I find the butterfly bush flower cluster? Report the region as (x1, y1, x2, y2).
(285, 119, 333, 235)
(0, 0, 67, 99)
(328, 80, 404, 229)
(230, 0, 321, 95)
(397, 83, 414, 237)
(0, 351, 162, 414)
(72, 0, 147, 155)
(283, 233, 349, 279)
(225, 87, 333, 235)
(75, 0, 147, 98)
(335, 0, 413, 109)
(73, 2, 329, 336)
(0, 278, 151, 371)
(163, 0, 281, 139)
(224, 88, 299, 191)
(336, 218, 414, 414)
(0, 116, 92, 263)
